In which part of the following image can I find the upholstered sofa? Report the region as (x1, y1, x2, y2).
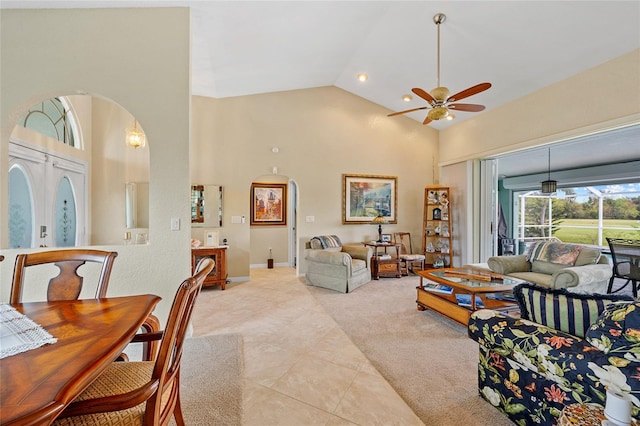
(304, 235, 373, 293)
(487, 240, 612, 294)
(468, 283, 637, 426)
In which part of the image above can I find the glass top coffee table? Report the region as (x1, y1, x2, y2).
(416, 267, 522, 325)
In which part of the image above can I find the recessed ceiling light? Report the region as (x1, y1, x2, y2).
(446, 114, 455, 121)
(357, 73, 368, 82)
(402, 94, 412, 102)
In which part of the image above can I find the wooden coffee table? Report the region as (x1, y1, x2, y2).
(416, 267, 522, 325)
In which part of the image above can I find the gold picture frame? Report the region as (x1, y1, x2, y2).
(342, 174, 397, 224)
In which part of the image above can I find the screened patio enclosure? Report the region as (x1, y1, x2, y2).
(513, 183, 640, 254)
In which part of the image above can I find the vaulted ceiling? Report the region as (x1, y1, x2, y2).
(4, 1, 639, 132)
(3, 1, 640, 178)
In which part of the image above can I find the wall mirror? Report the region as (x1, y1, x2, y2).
(125, 182, 149, 229)
(191, 185, 223, 228)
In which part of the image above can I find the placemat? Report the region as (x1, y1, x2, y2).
(0, 303, 57, 359)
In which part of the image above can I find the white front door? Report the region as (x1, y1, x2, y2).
(9, 141, 87, 248)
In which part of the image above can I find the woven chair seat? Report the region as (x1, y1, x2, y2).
(394, 232, 425, 275)
(400, 254, 425, 261)
(54, 362, 172, 426)
(54, 258, 215, 426)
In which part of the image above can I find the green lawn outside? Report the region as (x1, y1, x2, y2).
(551, 219, 640, 245)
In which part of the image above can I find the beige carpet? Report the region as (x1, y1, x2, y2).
(175, 334, 244, 425)
(308, 275, 514, 426)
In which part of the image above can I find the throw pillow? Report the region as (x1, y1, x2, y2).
(586, 302, 640, 359)
(310, 235, 342, 250)
(527, 241, 603, 275)
(513, 282, 634, 338)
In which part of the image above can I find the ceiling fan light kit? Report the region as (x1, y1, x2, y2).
(388, 13, 491, 126)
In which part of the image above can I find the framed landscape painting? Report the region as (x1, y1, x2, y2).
(250, 183, 287, 226)
(342, 174, 397, 224)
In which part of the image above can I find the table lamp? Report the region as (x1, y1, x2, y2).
(372, 215, 387, 242)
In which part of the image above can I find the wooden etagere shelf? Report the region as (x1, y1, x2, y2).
(422, 186, 453, 269)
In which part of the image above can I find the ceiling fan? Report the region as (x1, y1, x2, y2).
(388, 13, 491, 125)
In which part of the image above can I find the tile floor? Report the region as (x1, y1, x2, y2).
(190, 267, 423, 426)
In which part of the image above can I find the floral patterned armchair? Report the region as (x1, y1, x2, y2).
(468, 283, 639, 426)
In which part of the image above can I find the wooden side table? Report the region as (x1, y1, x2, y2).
(191, 246, 228, 289)
(364, 242, 401, 280)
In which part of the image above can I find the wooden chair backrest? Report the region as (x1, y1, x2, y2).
(394, 232, 413, 255)
(145, 257, 214, 424)
(10, 249, 118, 304)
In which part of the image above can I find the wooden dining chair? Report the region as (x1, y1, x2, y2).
(10, 249, 119, 304)
(393, 232, 425, 275)
(54, 257, 215, 426)
(10, 248, 159, 361)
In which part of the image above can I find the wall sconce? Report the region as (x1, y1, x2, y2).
(126, 119, 146, 148)
(541, 147, 557, 194)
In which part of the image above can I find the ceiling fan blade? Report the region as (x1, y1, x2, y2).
(412, 88, 436, 104)
(387, 107, 427, 117)
(448, 103, 486, 112)
(448, 82, 492, 103)
(422, 116, 432, 125)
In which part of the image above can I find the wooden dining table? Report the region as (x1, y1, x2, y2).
(0, 294, 161, 426)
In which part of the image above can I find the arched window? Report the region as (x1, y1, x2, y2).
(18, 97, 79, 148)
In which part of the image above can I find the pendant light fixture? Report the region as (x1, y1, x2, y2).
(126, 119, 146, 149)
(541, 147, 557, 194)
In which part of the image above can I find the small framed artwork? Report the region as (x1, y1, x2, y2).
(342, 174, 397, 224)
(250, 183, 287, 226)
(381, 234, 392, 243)
(204, 229, 220, 247)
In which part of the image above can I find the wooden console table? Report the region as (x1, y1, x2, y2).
(364, 242, 401, 280)
(191, 246, 228, 289)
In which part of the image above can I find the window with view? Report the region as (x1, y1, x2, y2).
(515, 183, 640, 250)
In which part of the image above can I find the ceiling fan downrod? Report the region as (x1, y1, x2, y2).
(434, 13, 446, 90)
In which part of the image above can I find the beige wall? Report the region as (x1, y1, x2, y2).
(3, 8, 637, 297)
(0, 8, 191, 325)
(440, 49, 640, 265)
(439, 49, 640, 165)
(191, 87, 438, 277)
(91, 97, 151, 245)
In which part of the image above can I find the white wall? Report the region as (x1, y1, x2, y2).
(0, 8, 191, 325)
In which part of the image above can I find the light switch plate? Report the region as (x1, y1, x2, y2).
(170, 218, 180, 231)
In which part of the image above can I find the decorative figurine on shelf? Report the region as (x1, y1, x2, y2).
(439, 192, 449, 208)
(433, 207, 442, 220)
(426, 242, 435, 253)
(434, 225, 441, 235)
(434, 256, 445, 268)
(428, 190, 437, 204)
(442, 228, 449, 237)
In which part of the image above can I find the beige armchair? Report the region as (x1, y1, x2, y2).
(304, 235, 373, 293)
